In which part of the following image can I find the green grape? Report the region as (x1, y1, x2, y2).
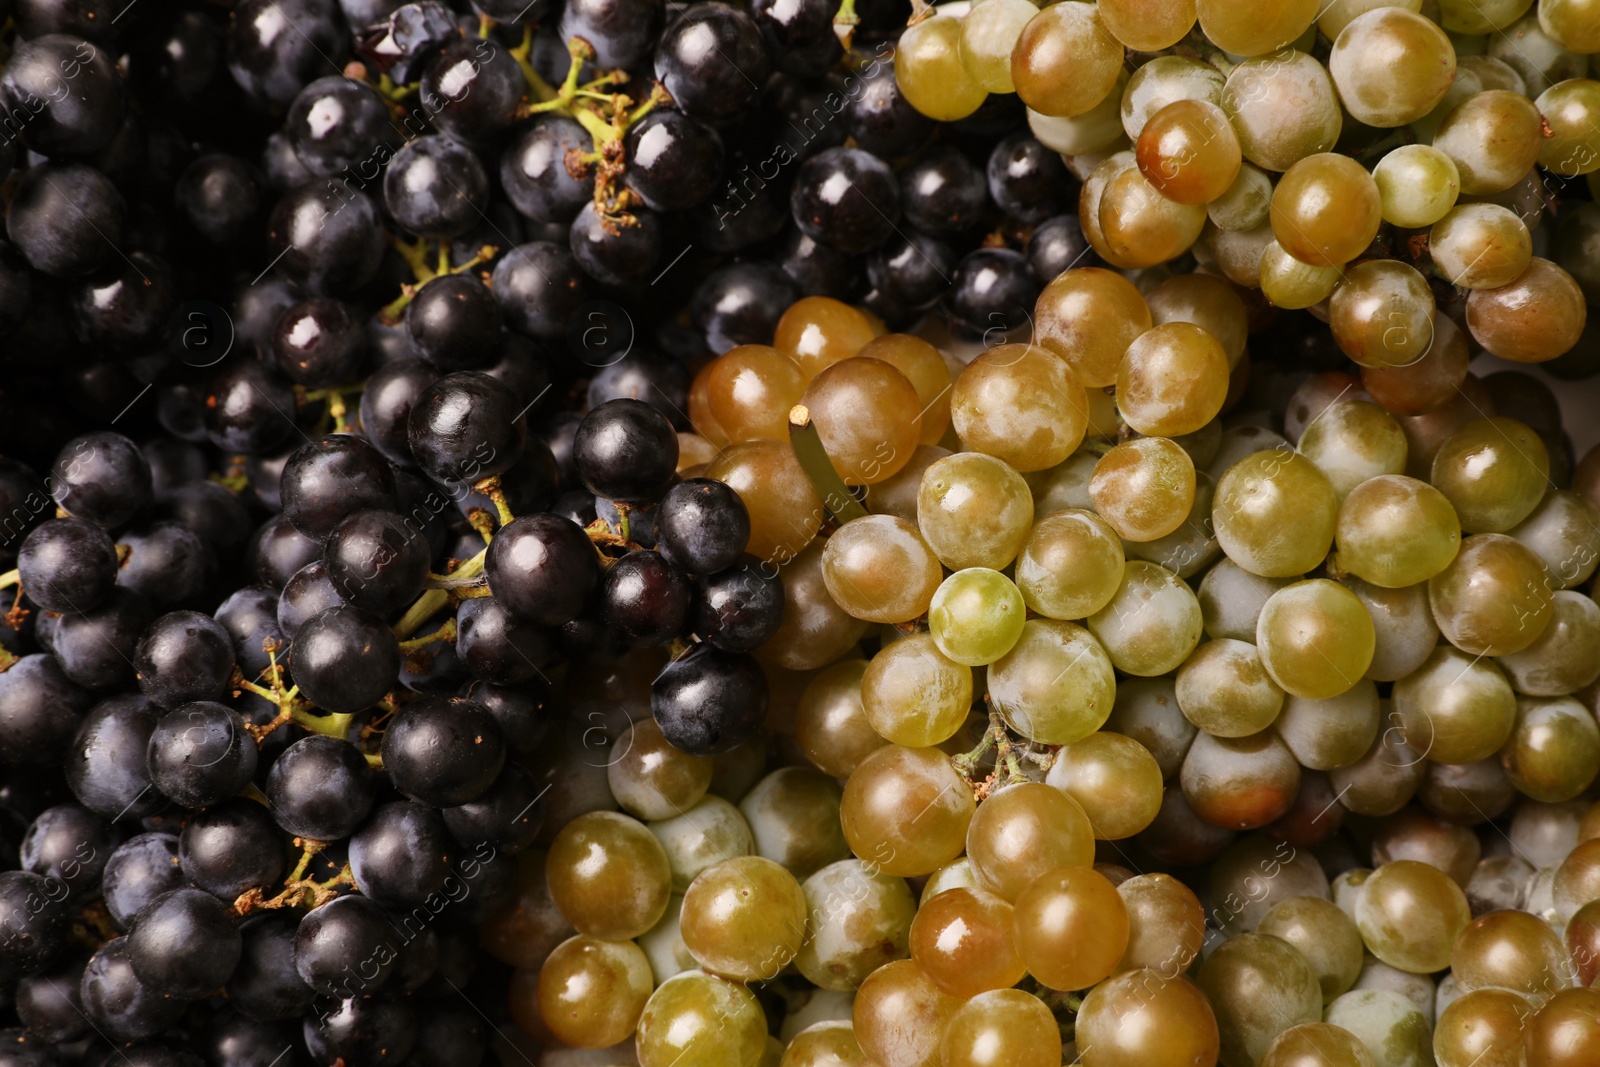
(1430, 417, 1550, 534)
(1354, 860, 1471, 974)
(1026, 72, 1129, 155)
(860, 634, 973, 748)
(1027, 450, 1099, 517)
(1011, 2, 1125, 118)
(679, 856, 808, 982)
(1497, 590, 1600, 696)
(1221, 50, 1343, 173)
(1199, 558, 1296, 642)
(1120, 55, 1226, 141)
(1432, 90, 1545, 194)
(1196, 933, 1324, 1067)
(1271, 153, 1383, 267)
(987, 618, 1116, 744)
(794, 859, 916, 992)
(1428, 533, 1554, 656)
(941, 988, 1062, 1067)
(1260, 1024, 1377, 1067)
(1208, 161, 1275, 231)
(1274, 680, 1382, 771)
(1103, 676, 1198, 779)
(1299, 401, 1409, 499)
(1090, 436, 1197, 542)
(1260, 896, 1365, 1002)
(1333, 475, 1461, 588)
(649, 796, 756, 894)
(1174, 638, 1285, 737)
(1199, 218, 1274, 287)
(1465, 257, 1590, 365)
(1015, 509, 1126, 620)
(1260, 239, 1343, 309)
(1114, 872, 1206, 975)
(1328, 260, 1437, 369)
(1328, 8, 1457, 127)
(917, 451, 1035, 570)
(895, 15, 988, 122)
(1257, 579, 1376, 700)
(1046, 732, 1165, 840)
(1180, 728, 1302, 828)
(928, 568, 1026, 666)
(920, 858, 980, 905)
(1318, 0, 1422, 39)
(1488, 13, 1586, 96)
(1539, 0, 1600, 52)
(608, 718, 715, 822)
(739, 768, 850, 880)
(1086, 560, 1204, 676)
(1373, 144, 1461, 228)
(1429, 203, 1533, 289)
(636, 970, 768, 1067)
(1437, 0, 1532, 33)
(1213, 448, 1338, 577)
(1100, 0, 1198, 51)
(1324, 989, 1435, 1067)
(958, 0, 1036, 93)
(1501, 695, 1600, 803)
(1390, 643, 1520, 764)
(1509, 489, 1600, 590)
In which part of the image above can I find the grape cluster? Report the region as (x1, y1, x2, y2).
(0, 0, 1596, 1066)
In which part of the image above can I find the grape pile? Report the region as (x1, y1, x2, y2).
(0, 0, 1596, 1065)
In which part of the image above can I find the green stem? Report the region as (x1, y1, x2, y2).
(788, 405, 869, 525)
(398, 618, 456, 652)
(394, 589, 450, 640)
(0, 569, 16, 591)
(833, 0, 859, 47)
(0, 646, 18, 674)
(473, 474, 516, 528)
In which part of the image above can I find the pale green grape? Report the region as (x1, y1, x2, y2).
(1221, 50, 1343, 173)
(860, 634, 974, 748)
(636, 970, 768, 1067)
(1299, 401, 1408, 499)
(1334, 475, 1462, 588)
(1259, 239, 1342, 309)
(1391, 644, 1517, 765)
(1430, 203, 1533, 289)
(928, 568, 1027, 667)
(1273, 680, 1382, 771)
(1496, 590, 1600, 696)
(1199, 558, 1296, 642)
(896, 14, 988, 122)
(1086, 560, 1204, 676)
(1373, 144, 1461, 228)
(1175, 637, 1284, 737)
(1213, 448, 1338, 577)
(1257, 579, 1376, 699)
(1208, 162, 1275, 231)
(1015, 509, 1126, 620)
(987, 618, 1117, 744)
(959, 0, 1037, 93)
(1508, 489, 1600, 590)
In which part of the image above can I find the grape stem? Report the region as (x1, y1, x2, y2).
(833, 0, 860, 48)
(233, 841, 356, 916)
(471, 473, 517, 528)
(379, 242, 498, 323)
(398, 618, 456, 653)
(788, 405, 870, 524)
(238, 642, 358, 743)
(0, 569, 18, 591)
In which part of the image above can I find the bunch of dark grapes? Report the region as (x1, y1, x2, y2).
(0, 0, 1597, 1066)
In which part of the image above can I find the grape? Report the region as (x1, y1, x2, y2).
(860, 634, 973, 747)
(840, 745, 975, 878)
(1175, 638, 1285, 737)
(1356, 860, 1471, 973)
(1012, 864, 1127, 991)
(1076, 970, 1221, 1067)
(1329, 260, 1437, 369)
(917, 451, 1035, 571)
(1334, 475, 1462, 588)
(928, 569, 1026, 666)
(942, 988, 1062, 1067)
(951, 343, 1088, 472)
(1197, 0, 1318, 55)
(1501, 696, 1600, 803)
(1011, 3, 1124, 118)
(1097, 164, 1209, 267)
(1104, 677, 1198, 780)
(1014, 509, 1126, 621)
(1035, 267, 1153, 389)
(1259, 239, 1341, 309)
(966, 782, 1095, 901)
(1465, 258, 1589, 365)
(1100, 0, 1198, 51)
(820, 514, 943, 624)
(636, 970, 767, 1067)
(795, 859, 916, 992)
(1432, 90, 1545, 194)
(1498, 591, 1600, 696)
(535, 936, 654, 1048)
(1090, 437, 1198, 543)
(1430, 533, 1554, 656)
(860, 334, 953, 446)
(895, 15, 988, 122)
(1430, 204, 1533, 290)
(773, 296, 877, 382)
(1121, 55, 1227, 141)
(1045, 731, 1165, 840)
(1329, 9, 1456, 127)
(854, 960, 959, 1067)
(1221, 50, 1343, 172)
(1259, 896, 1365, 1002)
(1214, 449, 1338, 577)
(1434, 988, 1535, 1067)
(1197, 933, 1324, 1067)
(546, 811, 672, 941)
(738, 767, 849, 879)
(707, 344, 808, 442)
(909, 886, 1025, 998)
(1180, 728, 1302, 828)
(1271, 153, 1382, 267)
(648, 795, 755, 893)
(1261, 1024, 1377, 1067)
(987, 619, 1116, 744)
(680, 855, 807, 981)
(1257, 580, 1376, 700)
(958, 0, 1036, 93)
(794, 660, 887, 777)
(1274, 682, 1383, 771)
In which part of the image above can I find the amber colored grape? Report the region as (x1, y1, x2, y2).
(1430, 204, 1533, 290)
(679, 855, 808, 982)
(1453, 908, 1572, 1000)
(1328, 8, 1456, 127)
(1197, 0, 1318, 56)
(1076, 970, 1221, 1067)
(966, 781, 1095, 901)
(636, 970, 767, 1067)
(1522, 987, 1600, 1067)
(1221, 50, 1344, 173)
(1355, 859, 1471, 974)
(764, 543, 870, 672)
(1328, 259, 1437, 369)
(1099, 0, 1196, 50)
(917, 451, 1035, 571)
(1090, 436, 1197, 542)
(859, 334, 952, 446)
(1117, 323, 1230, 438)
(780, 1022, 870, 1067)
(1361, 314, 1470, 417)
(1271, 153, 1382, 267)
(1256, 580, 1376, 700)
(941, 989, 1063, 1067)
(1429, 533, 1554, 657)
(1260, 1023, 1376, 1067)
(802, 357, 921, 486)
(689, 360, 730, 447)
(1010, 2, 1124, 118)
(1046, 732, 1165, 840)
(853, 960, 960, 1067)
(1466, 258, 1589, 365)
(860, 634, 973, 748)
(839, 745, 975, 878)
(1097, 165, 1209, 268)
(707, 345, 808, 443)
(1034, 268, 1154, 389)
(1258, 896, 1364, 1002)
(1501, 695, 1600, 804)
(1136, 99, 1243, 206)
(1114, 873, 1205, 976)
(1180, 729, 1302, 829)
(773, 296, 876, 381)
(896, 15, 988, 123)
(908, 886, 1026, 998)
(706, 439, 823, 563)
(1012, 864, 1128, 991)
(951, 343, 1088, 472)
(535, 935, 654, 1048)
(547, 811, 673, 941)
(608, 718, 715, 822)
(1433, 90, 1545, 195)
(794, 660, 885, 777)
(820, 515, 943, 624)
(1434, 988, 1533, 1067)
(987, 618, 1118, 744)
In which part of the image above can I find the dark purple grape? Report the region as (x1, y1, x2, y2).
(586, 353, 689, 428)
(65, 694, 164, 822)
(251, 515, 323, 591)
(303, 994, 416, 1067)
(947, 246, 1041, 341)
(285, 76, 396, 179)
(264, 180, 385, 297)
(694, 560, 785, 652)
(500, 116, 593, 225)
(455, 596, 553, 687)
(101, 834, 184, 932)
(175, 154, 264, 245)
(15, 955, 89, 1043)
(117, 522, 211, 611)
(384, 134, 490, 240)
(201, 361, 298, 456)
(0, 33, 127, 157)
(146, 702, 257, 809)
(356, 2, 459, 85)
(0, 871, 69, 979)
(126, 887, 241, 998)
(843, 62, 934, 158)
(15, 0, 124, 44)
(987, 131, 1073, 223)
(600, 549, 690, 646)
(69, 251, 176, 353)
(791, 146, 901, 255)
(407, 371, 526, 487)
(751, 0, 841, 77)
(491, 241, 588, 342)
(440, 763, 544, 854)
(287, 604, 401, 714)
(656, 478, 751, 575)
(135, 611, 235, 710)
(203, 1010, 300, 1067)
(561, 0, 663, 67)
(349, 800, 456, 908)
(226, 0, 350, 109)
(18, 803, 116, 898)
(17, 517, 118, 614)
(465, 678, 556, 761)
(271, 298, 367, 389)
(49, 588, 154, 692)
(654, 3, 771, 122)
(569, 202, 663, 286)
(293, 894, 399, 998)
(866, 231, 956, 318)
(358, 359, 437, 467)
(406, 274, 502, 372)
(483, 515, 600, 626)
(151, 483, 252, 559)
(49, 431, 151, 530)
(573, 398, 678, 502)
(80, 936, 186, 1042)
(691, 261, 797, 355)
(322, 509, 430, 616)
(380, 695, 505, 807)
(419, 36, 523, 145)
(902, 146, 988, 236)
(276, 561, 346, 639)
(405, 1003, 488, 1067)
(280, 435, 398, 542)
(264, 735, 377, 842)
(228, 913, 312, 1022)
(625, 110, 725, 212)
(774, 227, 863, 301)
(1027, 213, 1098, 282)
(213, 586, 286, 682)
(651, 645, 767, 756)
(178, 800, 285, 901)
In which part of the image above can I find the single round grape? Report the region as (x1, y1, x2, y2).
(1114, 872, 1206, 975)
(1537, 78, 1600, 177)
(1538, 0, 1600, 49)
(1433, 987, 1532, 1067)
(1432, 90, 1544, 194)
(927, 569, 1026, 667)
(895, 16, 987, 123)
(1034, 268, 1153, 389)
(1197, 933, 1324, 1067)
(1300, 401, 1409, 500)
(1012, 864, 1127, 991)
(706, 439, 823, 563)
(1135, 98, 1242, 206)
(1329, 259, 1437, 369)
(1466, 258, 1589, 365)
(1086, 561, 1204, 677)
(1090, 437, 1197, 543)
(1100, 0, 1197, 50)
(951, 343, 1088, 472)
(636, 970, 767, 1067)
(1015, 509, 1126, 621)
(958, 0, 1036, 93)
(1213, 449, 1338, 577)
(859, 334, 953, 446)
(794, 660, 887, 778)
(1221, 50, 1344, 172)
(820, 514, 943, 625)
(547, 811, 673, 941)
(1498, 591, 1600, 696)
(536, 936, 654, 1049)
(1077, 970, 1221, 1067)
(773, 297, 876, 381)
(1523, 987, 1600, 1067)
(1011, 2, 1124, 118)
(917, 451, 1035, 571)
(854, 960, 959, 1067)
(1175, 638, 1285, 737)
(1209, 836, 1334, 936)
(1501, 695, 1600, 803)
(1096, 164, 1209, 268)
(1271, 153, 1383, 267)
(1329, 8, 1456, 127)
(1199, 0, 1319, 53)
(1260, 1023, 1377, 1067)
(1452, 908, 1571, 1000)
(1334, 475, 1461, 588)
(1355, 860, 1471, 973)
(860, 635, 974, 748)
(966, 782, 1095, 902)
(707, 345, 809, 443)
(1257, 580, 1376, 700)
(1045, 731, 1165, 840)
(1374, 144, 1461, 228)
(1117, 323, 1230, 437)
(941, 988, 1062, 1067)
(1202, 219, 1276, 287)
(1509, 490, 1600, 591)
(1274, 681, 1383, 771)
(679, 855, 808, 982)
(1260, 240, 1343, 309)
(803, 356, 921, 486)
(781, 1021, 870, 1067)
(1180, 728, 1302, 828)
(608, 718, 715, 822)
(1259, 896, 1365, 1002)
(794, 859, 916, 992)
(908, 886, 1026, 998)
(1209, 162, 1276, 231)
(1429, 204, 1532, 290)
(1432, 417, 1551, 535)
(1429, 533, 1554, 657)
(840, 745, 975, 878)
(648, 795, 756, 894)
